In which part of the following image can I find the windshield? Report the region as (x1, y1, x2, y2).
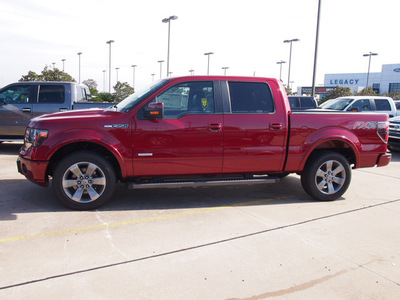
(115, 79, 169, 112)
(322, 98, 354, 110)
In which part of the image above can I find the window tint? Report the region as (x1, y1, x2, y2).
(38, 85, 65, 103)
(147, 81, 214, 118)
(375, 99, 390, 111)
(228, 82, 274, 113)
(0, 86, 30, 104)
(349, 99, 371, 112)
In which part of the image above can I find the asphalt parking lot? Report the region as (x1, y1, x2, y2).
(0, 142, 399, 299)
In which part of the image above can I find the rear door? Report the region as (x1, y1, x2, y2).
(32, 84, 68, 119)
(0, 84, 33, 137)
(132, 80, 224, 176)
(222, 80, 287, 173)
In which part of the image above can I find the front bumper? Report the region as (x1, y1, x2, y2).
(17, 156, 49, 187)
(376, 152, 391, 167)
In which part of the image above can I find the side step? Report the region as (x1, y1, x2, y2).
(126, 176, 280, 190)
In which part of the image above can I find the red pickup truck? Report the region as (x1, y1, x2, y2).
(17, 76, 391, 210)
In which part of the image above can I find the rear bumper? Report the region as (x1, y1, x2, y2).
(376, 152, 391, 167)
(17, 156, 49, 187)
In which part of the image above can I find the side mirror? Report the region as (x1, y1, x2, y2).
(144, 102, 164, 120)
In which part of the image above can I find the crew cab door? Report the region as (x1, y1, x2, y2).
(0, 85, 33, 137)
(132, 81, 223, 176)
(32, 84, 69, 119)
(222, 80, 287, 173)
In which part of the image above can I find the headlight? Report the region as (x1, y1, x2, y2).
(24, 128, 49, 148)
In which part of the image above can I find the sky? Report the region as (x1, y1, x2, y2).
(0, 0, 399, 93)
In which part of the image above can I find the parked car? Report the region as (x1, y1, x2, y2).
(17, 76, 391, 210)
(288, 96, 318, 110)
(321, 96, 396, 117)
(394, 100, 400, 116)
(0, 82, 116, 142)
(388, 116, 400, 151)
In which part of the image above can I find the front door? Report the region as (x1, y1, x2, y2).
(132, 81, 223, 176)
(0, 85, 33, 137)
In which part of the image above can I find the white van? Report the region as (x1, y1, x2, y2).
(321, 96, 396, 117)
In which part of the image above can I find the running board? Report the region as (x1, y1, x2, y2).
(126, 176, 279, 190)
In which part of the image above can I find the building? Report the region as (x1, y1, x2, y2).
(298, 63, 400, 100)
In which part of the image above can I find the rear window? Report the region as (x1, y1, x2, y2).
(38, 85, 65, 104)
(375, 99, 391, 111)
(228, 82, 274, 113)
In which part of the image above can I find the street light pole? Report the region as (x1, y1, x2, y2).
(222, 67, 229, 75)
(311, 0, 322, 97)
(102, 70, 106, 92)
(131, 65, 137, 89)
(61, 59, 66, 72)
(158, 60, 164, 79)
(151, 73, 155, 82)
(162, 15, 178, 77)
(204, 52, 214, 75)
(115, 67, 120, 83)
(189, 69, 194, 75)
(363, 52, 378, 89)
(106, 40, 114, 92)
(276, 60, 286, 81)
(77, 52, 82, 83)
(283, 38, 299, 88)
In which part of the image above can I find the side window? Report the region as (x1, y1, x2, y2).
(349, 99, 371, 112)
(0, 86, 30, 104)
(228, 82, 274, 113)
(375, 99, 390, 111)
(77, 87, 86, 101)
(38, 85, 65, 104)
(143, 81, 214, 119)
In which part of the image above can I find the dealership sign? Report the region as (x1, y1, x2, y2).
(329, 79, 360, 85)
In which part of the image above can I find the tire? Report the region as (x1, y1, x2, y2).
(301, 151, 351, 201)
(53, 151, 116, 210)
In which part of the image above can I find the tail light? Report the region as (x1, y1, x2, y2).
(377, 121, 389, 143)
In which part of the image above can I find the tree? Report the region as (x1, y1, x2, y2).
(113, 81, 134, 102)
(323, 86, 353, 101)
(19, 66, 75, 82)
(355, 87, 378, 96)
(93, 92, 115, 102)
(82, 79, 98, 95)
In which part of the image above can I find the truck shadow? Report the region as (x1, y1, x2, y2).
(0, 142, 23, 156)
(0, 176, 320, 221)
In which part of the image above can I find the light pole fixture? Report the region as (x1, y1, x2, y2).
(115, 67, 120, 83)
(162, 15, 178, 77)
(311, 0, 322, 97)
(189, 69, 194, 75)
(204, 52, 214, 75)
(106, 40, 114, 92)
(222, 67, 229, 76)
(363, 52, 378, 88)
(151, 73, 155, 82)
(61, 59, 66, 71)
(283, 38, 299, 88)
(131, 65, 137, 89)
(158, 60, 165, 78)
(52, 62, 56, 69)
(276, 60, 286, 81)
(77, 52, 82, 83)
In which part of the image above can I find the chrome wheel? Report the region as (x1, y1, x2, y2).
(315, 159, 346, 195)
(62, 161, 107, 203)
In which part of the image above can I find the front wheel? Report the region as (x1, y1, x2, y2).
(53, 151, 116, 210)
(301, 151, 351, 201)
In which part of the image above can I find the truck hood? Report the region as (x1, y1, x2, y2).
(33, 108, 109, 121)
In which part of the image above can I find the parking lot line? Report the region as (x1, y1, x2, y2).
(0, 196, 291, 243)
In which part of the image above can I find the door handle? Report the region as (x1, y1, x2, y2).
(208, 123, 222, 132)
(269, 122, 282, 130)
(22, 108, 31, 113)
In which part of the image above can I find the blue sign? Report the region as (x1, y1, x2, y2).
(329, 79, 360, 85)
(393, 68, 400, 72)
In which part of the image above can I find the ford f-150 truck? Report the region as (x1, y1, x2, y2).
(0, 81, 114, 142)
(17, 76, 391, 210)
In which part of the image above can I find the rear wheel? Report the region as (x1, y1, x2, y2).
(53, 151, 116, 210)
(301, 151, 351, 201)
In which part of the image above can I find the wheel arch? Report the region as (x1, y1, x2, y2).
(47, 142, 123, 181)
